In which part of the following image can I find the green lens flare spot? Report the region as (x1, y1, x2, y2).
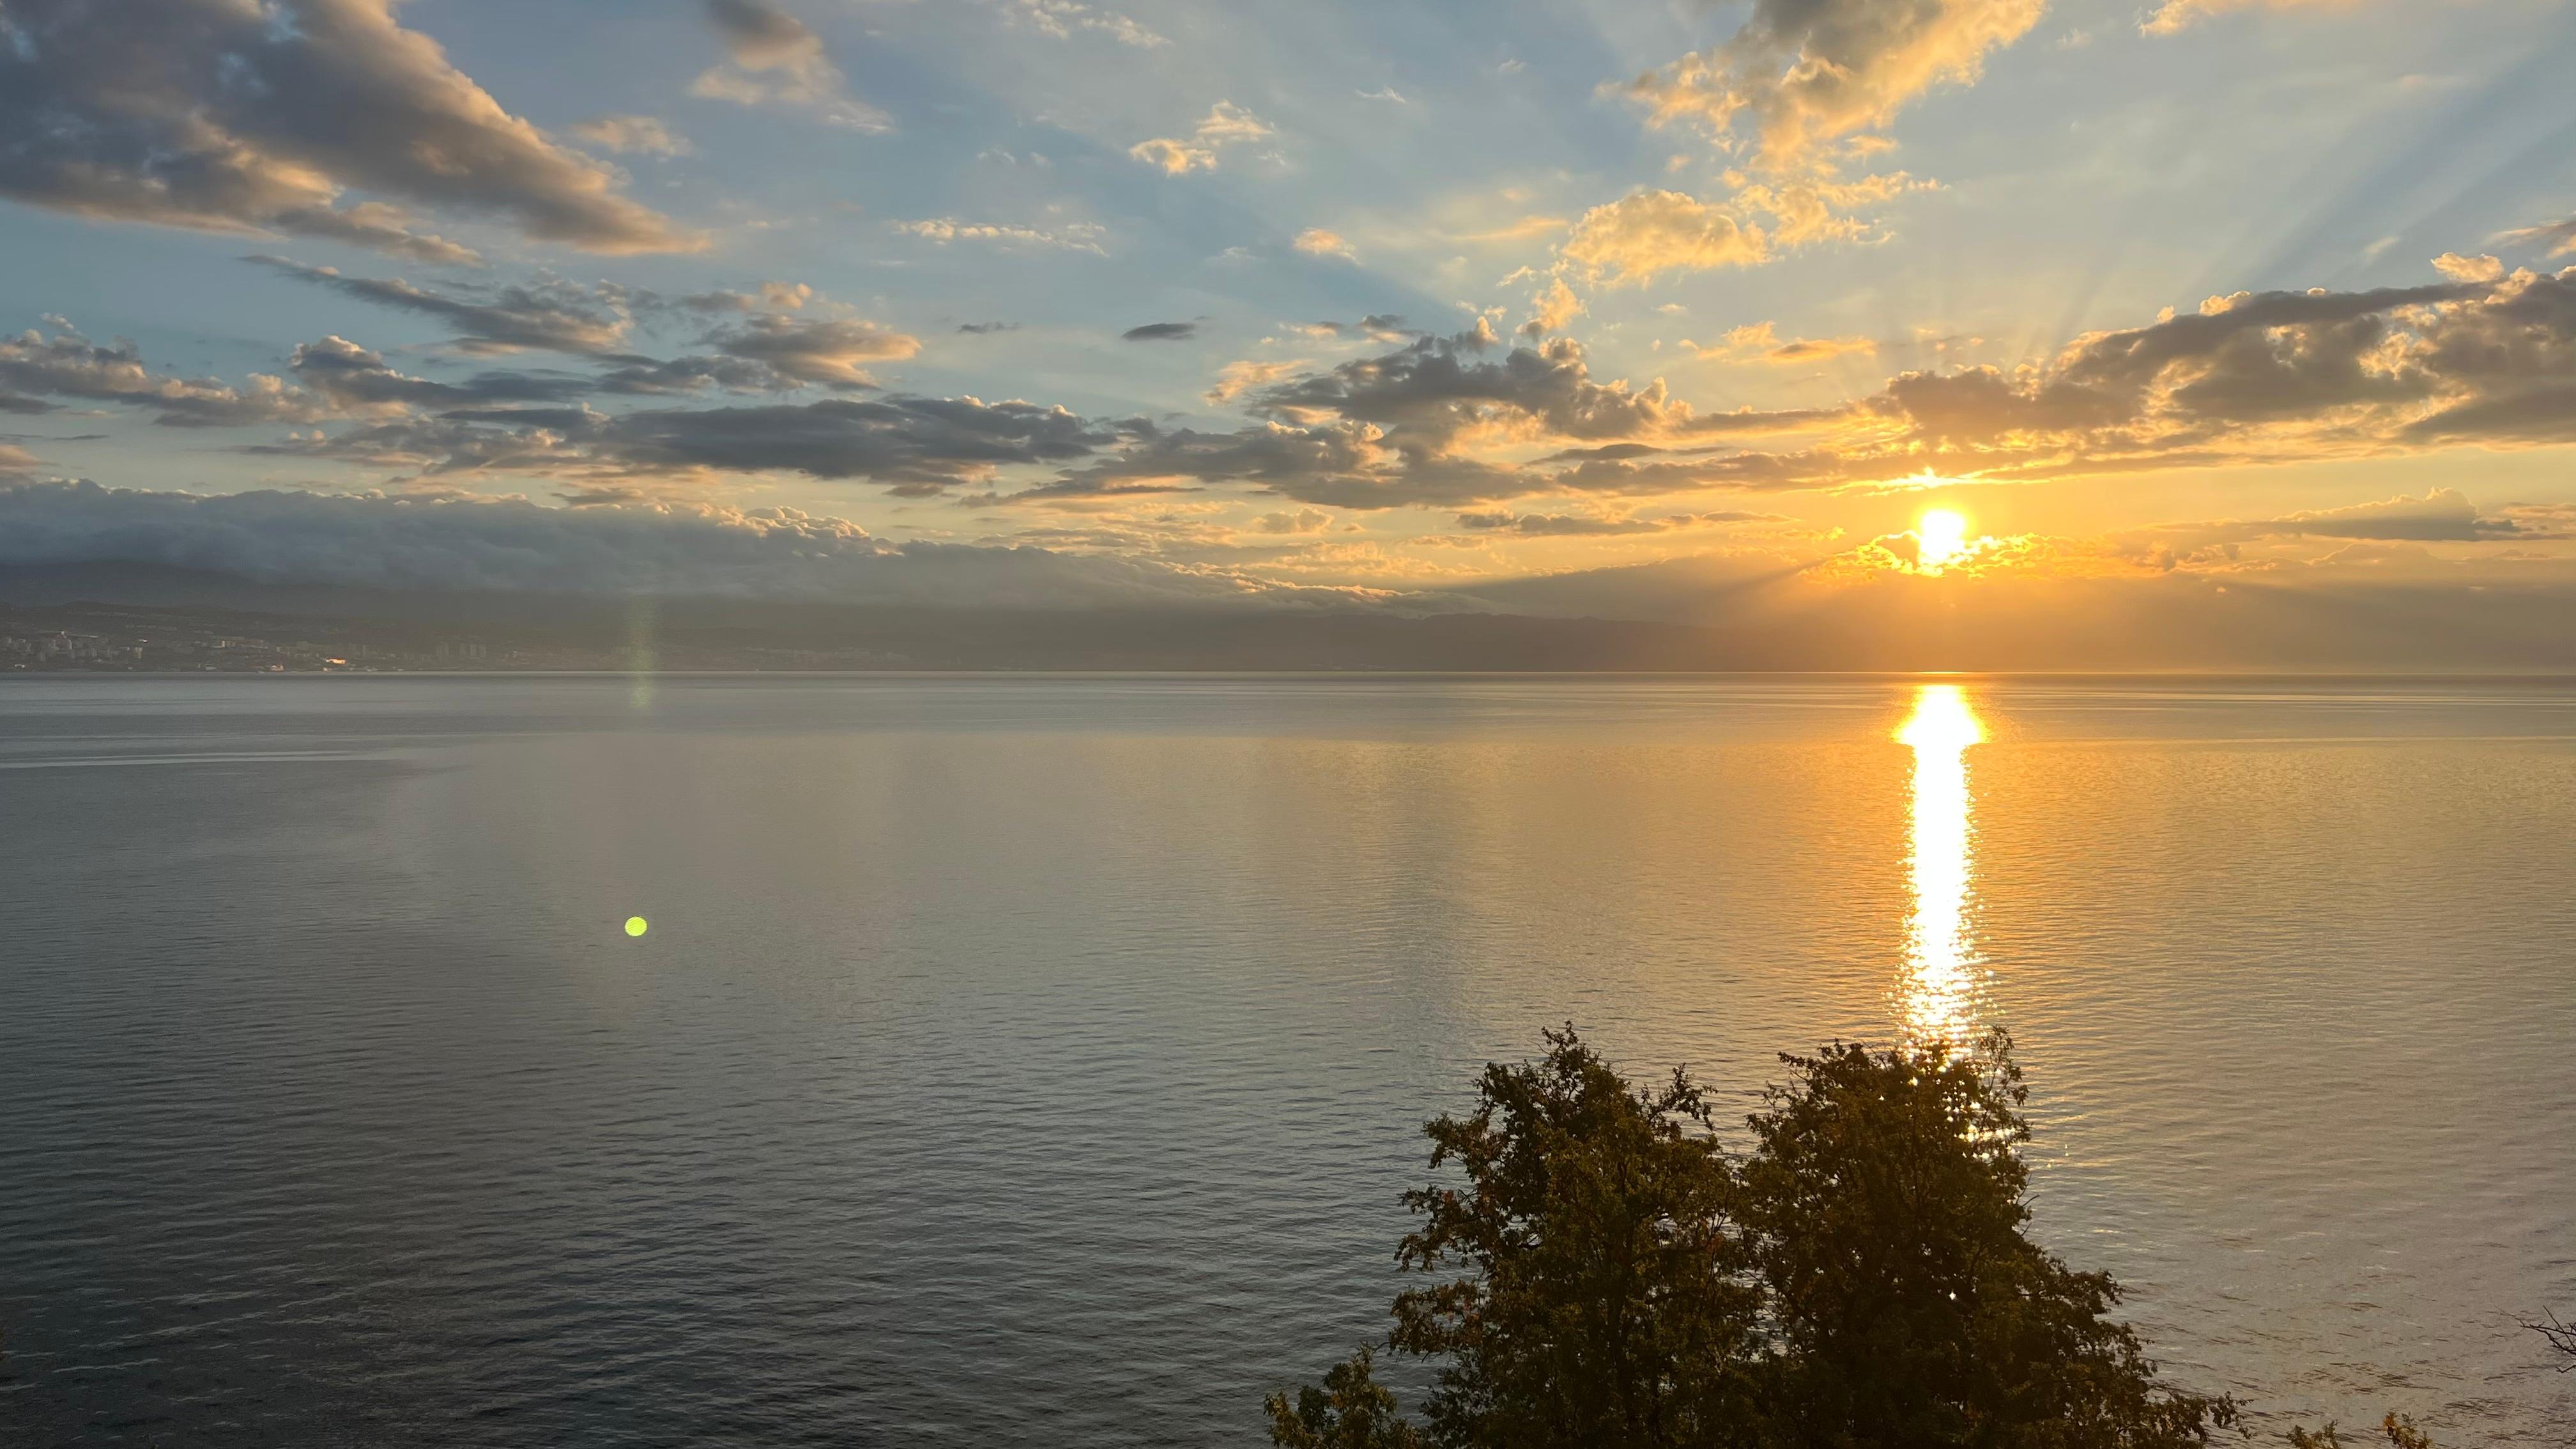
(624, 916, 649, 937)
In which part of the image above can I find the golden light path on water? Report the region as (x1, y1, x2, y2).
(1896, 683, 1988, 1049)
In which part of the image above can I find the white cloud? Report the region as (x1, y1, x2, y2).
(1558, 190, 1768, 286)
(571, 116, 693, 158)
(893, 218, 1109, 255)
(1206, 358, 1306, 404)
(2499, 214, 2576, 259)
(1293, 228, 1357, 261)
(2432, 252, 2505, 284)
(1687, 321, 1879, 364)
(2142, 0, 2356, 34)
(1130, 102, 1276, 175)
(1000, 0, 1168, 47)
(1129, 138, 1218, 175)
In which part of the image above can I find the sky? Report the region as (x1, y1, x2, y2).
(3, 0, 2576, 641)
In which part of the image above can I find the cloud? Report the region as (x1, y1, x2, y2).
(1523, 278, 1586, 337)
(2432, 252, 2506, 283)
(288, 335, 592, 410)
(682, 282, 815, 313)
(1192, 102, 1278, 145)
(1294, 228, 1358, 261)
(586, 358, 797, 398)
(1122, 322, 1200, 342)
(1649, 263, 2576, 491)
(261, 339, 1660, 506)
(691, 0, 892, 132)
(1625, 0, 2047, 171)
(8, 288, 919, 445)
(891, 218, 1108, 254)
(999, 0, 1167, 47)
(1206, 359, 1305, 404)
(259, 257, 908, 397)
(197, 260, 2576, 518)
(1128, 139, 1218, 176)
(0, 0, 696, 259)
(2490, 502, 2576, 539)
(2141, 0, 2354, 34)
(1250, 508, 1333, 535)
(1559, 190, 1769, 286)
(1801, 491, 2576, 588)
(1073, 325, 1832, 509)
(571, 116, 693, 158)
(1128, 102, 1276, 175)
(696, 314, 921, 390)
(0, 479, 1390, 610)
(2149, 489, 2531, 545)
(262, 395, 1121, 497)
(1292, 316, 1415, 342)
(251, 257, 636, 355)
(1455, 215, 1572, 244)
(1116, 261, 2576, 508)
(0, 444, 42, 475)
(1566, 12, 1957, 296)
(1245, 325, 1685, 443)
(2497, 214, 2576, 259)
(1691, 321, 1879, 364)
(957, 322, 1019, 335)
(0, 321, 330, 427)
(1456, 510, 1788, 535)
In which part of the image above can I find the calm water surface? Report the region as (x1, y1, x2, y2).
(3, 675, 2572, 1446)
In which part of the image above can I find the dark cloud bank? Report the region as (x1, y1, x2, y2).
(0, 480, 1363, 611)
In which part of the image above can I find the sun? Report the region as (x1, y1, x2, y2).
(1916, 509, 1970, 571)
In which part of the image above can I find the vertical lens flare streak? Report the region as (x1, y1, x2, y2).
(1897, 684, 1986, 1050)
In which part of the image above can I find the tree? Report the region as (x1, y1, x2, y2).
(1737, 1036, 2235, 1449)
(1386, 1025, 1759, 1449)
(2531, 1310, 2576, 1369)
(2290, 1414, 2437, 1449)
(1266, 1346, 1427, 1449)
(1266, 1027, 2235, 1449)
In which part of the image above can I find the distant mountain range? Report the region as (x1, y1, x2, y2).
(7, 560, 2574, 673)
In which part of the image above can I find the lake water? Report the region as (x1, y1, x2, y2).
(3, 675, 2572, 1446)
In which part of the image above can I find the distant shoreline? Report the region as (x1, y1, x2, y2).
(11, 668, 2576, 684)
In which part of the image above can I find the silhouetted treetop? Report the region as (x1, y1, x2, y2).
(1388, 1025, 1758, 1449)
(1267, 1027, 2236, 1449)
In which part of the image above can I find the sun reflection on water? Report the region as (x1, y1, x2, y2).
(1896, 684, 1988, 1050)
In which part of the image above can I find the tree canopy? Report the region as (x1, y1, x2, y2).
(1266, 1028, 2237, 1449)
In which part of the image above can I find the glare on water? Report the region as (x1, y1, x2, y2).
(1896, 683, 1987, 1049)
